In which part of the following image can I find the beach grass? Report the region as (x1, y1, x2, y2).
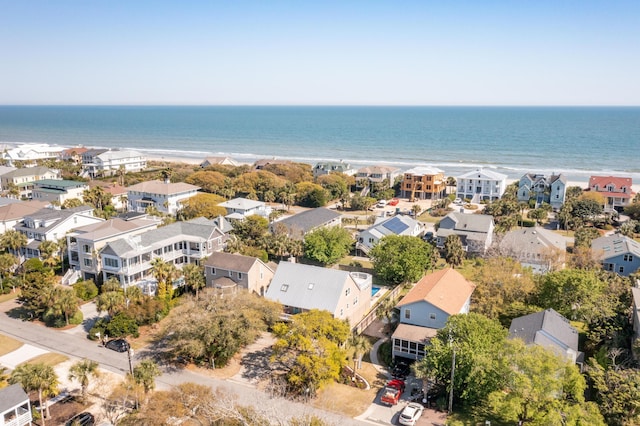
(19, 352, 68, 367)
(0, 334, 23, 356)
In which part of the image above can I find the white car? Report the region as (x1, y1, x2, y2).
(453, 198, 462, 204)
(398, 402, 424, 426)
(377, 200, 388, 207)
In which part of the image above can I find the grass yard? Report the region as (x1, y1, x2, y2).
(417, 211, 442, 223)
(0, 290, 19, 303)
(19, 352, 68, 367)
(0, 333, 23, 356)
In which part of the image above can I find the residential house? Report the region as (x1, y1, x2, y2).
(586, 175, 635, 212)
(591, 234, 640, 276)
(67, 216, 160, 283)
(0, 200, 50, 233)
(61, 147, 89, 164)
(14, 205, 102, 260)
(400, 166, 446, 200)
(0, 166, 16, 189)
(127, 180, 200, 215)
(3, 143, 65, 166)
(313, 161, 356, 179)
(88, 181, 128, 211)
(517, 173, 567, 210)
(392, 268, 476, 360)
(271, 207, 341, 239)
(204, 251, 275, 296)
(498, 227, 566, 273)
(0, 384, 32, 426)
(84, 149, 146, 178)
(509, 309, 582, 365)
(456, 168, 508, 202)
(99, 217, 228, 291)
(435, 212, 495, 255)
(31, 179, 89, 204)
(253, 158, 291, 170)
(357, 215, 423, 255)
(200, 156, 239, 168)
(264, 261, 372, 328)
(355, 165, 401, 190)
(81, 148, 109, 166)
(218, 197, 272, 220)
(1, 167, 60, 199)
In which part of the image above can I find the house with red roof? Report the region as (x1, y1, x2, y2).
(587, 175, 634, 212)
(391, 268, 476, 360)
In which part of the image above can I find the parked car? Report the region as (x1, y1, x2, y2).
(398, 402, 424, 426)
(392, 360, 411, 379)
(380, 379, 405, 405)
(453, 198, 462, 204)
(66, 412, 95, 426)
(105, 339, 130, 353)
(377, 200, 388, 207)
(388, 198, 400, 206)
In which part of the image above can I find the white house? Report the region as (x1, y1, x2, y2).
(218, 197, 272, 220)
(456, 168, 508, 202)
(356, 215, 423, 255)
(84, 149, 147, 178)
(1, 167, 60, 199)
(127, 180, 200, 215)
(3, 143, 65, 165)
(31, 179, 89, 205)
(0, 384, 32, 426)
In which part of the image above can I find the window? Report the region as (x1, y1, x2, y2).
(345, 288, 351, 296)
(340, 309, 344, 316)
(404, 309, 411, 319)
(228, 270, 232, 277)
(238, 273, 243, 280)
(82, 244, 90, 253)
(83, 258, 92, 267)
(280, 284, 289, 292)
(104, 258, 119, 268)
(619, 266, 624, 273)
(429, 313, 436, 320)
(354, 296, 358, 305)
(624, 254, 633, 262)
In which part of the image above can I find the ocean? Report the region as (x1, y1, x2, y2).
(0, 106, 638, 182)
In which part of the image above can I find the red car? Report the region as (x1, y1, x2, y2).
(380, 379, 405, 405)
(388, 198, 400, 206)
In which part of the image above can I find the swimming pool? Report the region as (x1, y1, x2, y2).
(371, 286, 381, 297)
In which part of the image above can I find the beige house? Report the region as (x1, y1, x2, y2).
(1, 167, 60, 199)
(204, 252, 275, 296)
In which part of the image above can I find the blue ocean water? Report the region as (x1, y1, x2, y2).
(0, 106, 638, 182)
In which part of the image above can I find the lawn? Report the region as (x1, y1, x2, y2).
(417, 211, 442, 223)
(0, 333, 23, 356)
(19, 352, 68, 367)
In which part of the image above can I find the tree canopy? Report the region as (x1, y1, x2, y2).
(303, 226, 353, 265)
(369, 235, 433, 285)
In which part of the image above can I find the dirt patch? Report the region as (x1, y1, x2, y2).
(314, 381, 378, 418)
(128, 323, 159, 350)
(39, 394, 91, 426)
(20, 352, 69, 367)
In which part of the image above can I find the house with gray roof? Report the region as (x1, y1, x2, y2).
(99, 217, 227, 292)
(436, 212, 495, 255)
(14, 205, 103, 260)
(355, 165, 401, 188)
(31, 179, 89, 204)
(0, 383, 32, 426)
(264, 261, 372, 329)
(517, 173, 567, 210)
(313, 161, 356, 178)
(270, 207, 341, 239)
(83, 149, 147, 178)
(592, 234, 640, 276)
(357, 215, 423, 255)
(204, 252, 275, 296)
(218, 197, 271, 220)
(456, 168, 508, 202)
(0, 166, 60, 199)
(498, 227, 566, 273)
(0, 200, 50, 233)
(67, 216, 160, 283)
(200, 156, 239, 168)
(509, 309, 583, 366)
(127, 180, 200, 215)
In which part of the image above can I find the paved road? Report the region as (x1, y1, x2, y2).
(0, 299, 370, 425)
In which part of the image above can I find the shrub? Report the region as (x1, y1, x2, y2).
(125, 297, 168, 325)
(106, 312, 139, 338)
(69, 310, 83, 325)
(73, 280, 99, 300)
(89, 318, 107, 340)
(521, 219, 536, 227)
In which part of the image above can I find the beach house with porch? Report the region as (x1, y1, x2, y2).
(586, 175, 634, 212)
(127, 180, 200, 215)
(517, 173, 567, 210)
(456, 168, 507, 202)
(0, 384, 32, 426)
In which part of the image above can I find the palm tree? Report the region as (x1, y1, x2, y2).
(0, 229, 27, 258)
(68, 359, 100, 402)
(96, 291, 125, 317)
(348, 334, 372, 378)
(0, 252, 18, 292)
(10, 363, 59, 425)
(444, 234, 465, 268)
(182, 263, 205, 300)
(46, 286, 79, 325)
(376, 296, 398, 337)
(151, 258, 177, 300)
(38, 240, 59, 269)
(446, 176, 457, 196)
(133, 360, 161, 403)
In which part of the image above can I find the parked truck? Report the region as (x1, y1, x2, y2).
(380, 379, 405, 405)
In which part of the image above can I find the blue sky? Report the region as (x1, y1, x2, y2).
(1, 1, 638, 105)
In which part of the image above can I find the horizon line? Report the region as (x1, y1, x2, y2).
(1, 104, 639, 108)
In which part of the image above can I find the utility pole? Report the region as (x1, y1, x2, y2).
(449, 347, 456, 413)
(127, 344, 134, 375)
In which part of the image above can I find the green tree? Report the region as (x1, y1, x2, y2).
(414, 313, 508, 409)
(177, 192, 227, 220)
(574, 226, 600, 248)
(133, 360, 161, 395)
(317, 174, 349, 200)
(0, 252, 18, 292)
(624, 202, 640, 221)
(96, 290, 126, 317)
(271, 310, 350, 397)
(587, 359, 640, 426)
(10, 363, 59, 425)
(184, 170, 226, 194)
(303, 226, 353, 265)
(47, 286, 79, 325)
(348, 333, 372, 375)
(182, 263, 205, 299)
(443, 234, 465, 268)
(68, 359, 100, 402)
(231, 215, 269, 243)
(38, 240, 60, 269)
(376, 295, 398, 337)
(83, 186, 112, 211)
(0, 229, 27, 257)
(370, 235, 433, 285)
(487, 340, 605, 426)
(150, 257, 177, 300)
(19, 267, 57, 319)
(62, 198, 84, 209)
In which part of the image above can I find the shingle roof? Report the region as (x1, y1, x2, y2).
(396, 268, 476, 315)
(592, 234, 640, 260)
(218, 197, 265, 211)
(0, 201, 50, 222)
(357, 165, 401, 174)
(589, 175, 633, 192)
(276, 208, 341, 235)
(363, 215, 421, 239)
(499, 227, 566, 255)
(127, 180, 200, 195)
(508, 308, 579, 353)
(73, 218, 159, 241)
(96, 149, 144, 161)
(440, 212, 494, 233)
(457, 168, 507, 180)
(265, 261, 354, 313)
(1, 166, 57, 179)
(34, 179, 87, 189)
(205, 252, 267, 273)
(0, 383, 29, 412)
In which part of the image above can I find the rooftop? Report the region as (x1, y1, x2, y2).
(127, 180, 200, 195)
(396, 268, 476, 315)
